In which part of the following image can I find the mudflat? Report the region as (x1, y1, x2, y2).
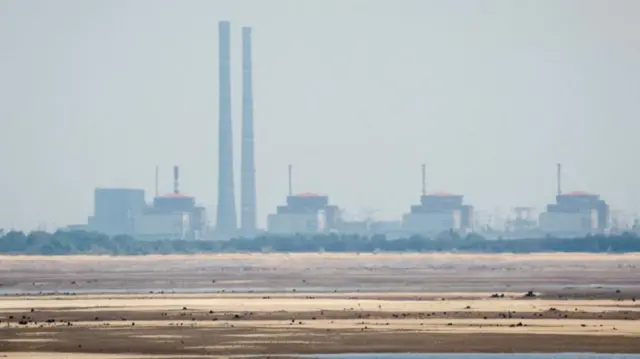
(0, 253, 639, 356)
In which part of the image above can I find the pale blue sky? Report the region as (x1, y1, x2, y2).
(1, 0, 639, 230)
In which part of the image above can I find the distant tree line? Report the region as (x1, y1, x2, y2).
(0, 230, 639, 255)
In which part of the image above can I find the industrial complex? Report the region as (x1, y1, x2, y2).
(88, 166, 206, 240)
(73, 21, 627, 240)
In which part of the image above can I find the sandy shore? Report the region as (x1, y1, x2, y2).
(0, 253, 639, 356)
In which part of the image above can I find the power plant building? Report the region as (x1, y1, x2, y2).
(89, 188, 146, 236)
(402, 192, 474, 235)
(538, 164, 610, 237)
(267, 193, 340, 235)
(134, 166, 206, 240)
(539, 191, 609, 236)
(401, 165, 473, 235)
(132, 210, 191, 241)
(133, 192, 206, 241)
(89, 167, 206, 240)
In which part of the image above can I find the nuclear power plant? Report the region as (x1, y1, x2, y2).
(74, 21, 629, 240)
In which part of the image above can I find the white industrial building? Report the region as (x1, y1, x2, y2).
(267, 211, 325, 235)
(539, 191, 608, 236)
(539, 210, 597, 235)
(132, 212, 190, 241)
(403, 209, 462, 235)
(402, 192, 473, 235)
(266, 192, 338, 235)
(401, 165, 473, 236)
(538, 165, 610, 237)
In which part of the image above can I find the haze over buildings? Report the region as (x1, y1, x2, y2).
(1, 1, 639, 232)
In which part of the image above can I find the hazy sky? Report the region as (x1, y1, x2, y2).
(1, 0, 639, 231)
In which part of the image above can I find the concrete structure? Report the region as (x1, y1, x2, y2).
(403, 199, 463, 235)
(133, 212, 190, 241)
(240, 26, 257, 236)
(266, 166, 341, 235)
(267, 193, 330, 235)
(216, 20, 238, 237)
(401, 165, 474, 235)
(539, 209, 598, 235)
(538, 164, 610, 236)
(143, 193, 206, 240)
(139, 166, 207, 240)
(267, 212, 325, 234)
(91, 188, 146, 236)
(86, 167, 207, 239)
(539, 191, 609, 236)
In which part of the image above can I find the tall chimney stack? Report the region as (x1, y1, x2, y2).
(240, 26, 257, 235)
(288, 164, 293, 197)
(215, 21, 238, 235)
(556, 163, 562, 196)
(173, 165, 179, 194)
(421, 163, 426, 196)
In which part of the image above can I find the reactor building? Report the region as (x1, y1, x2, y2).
(88, 188, 146, 236)
(133, 166, 206, 240)
(401, 165, 474, 235)
(538, 164, 610, 236)
(266, 165, 339, 235)
(88, 167, 206, 240)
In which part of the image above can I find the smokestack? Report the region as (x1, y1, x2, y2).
(240, 26, 257, 235)
(215, 21, 238, 235)
(556, 163, 562, 196)
(173, 165, 179, 194)
(421, 163, 426, 196)
(288, 164, 293, 197)
(155, 166, 159, 197)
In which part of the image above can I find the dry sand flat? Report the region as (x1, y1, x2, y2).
(1, 295, 638, 313)
(1, 253, 640, 355)
(1, 292, 640, 355)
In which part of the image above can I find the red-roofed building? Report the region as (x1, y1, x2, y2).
(402, 191, 473, 235)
